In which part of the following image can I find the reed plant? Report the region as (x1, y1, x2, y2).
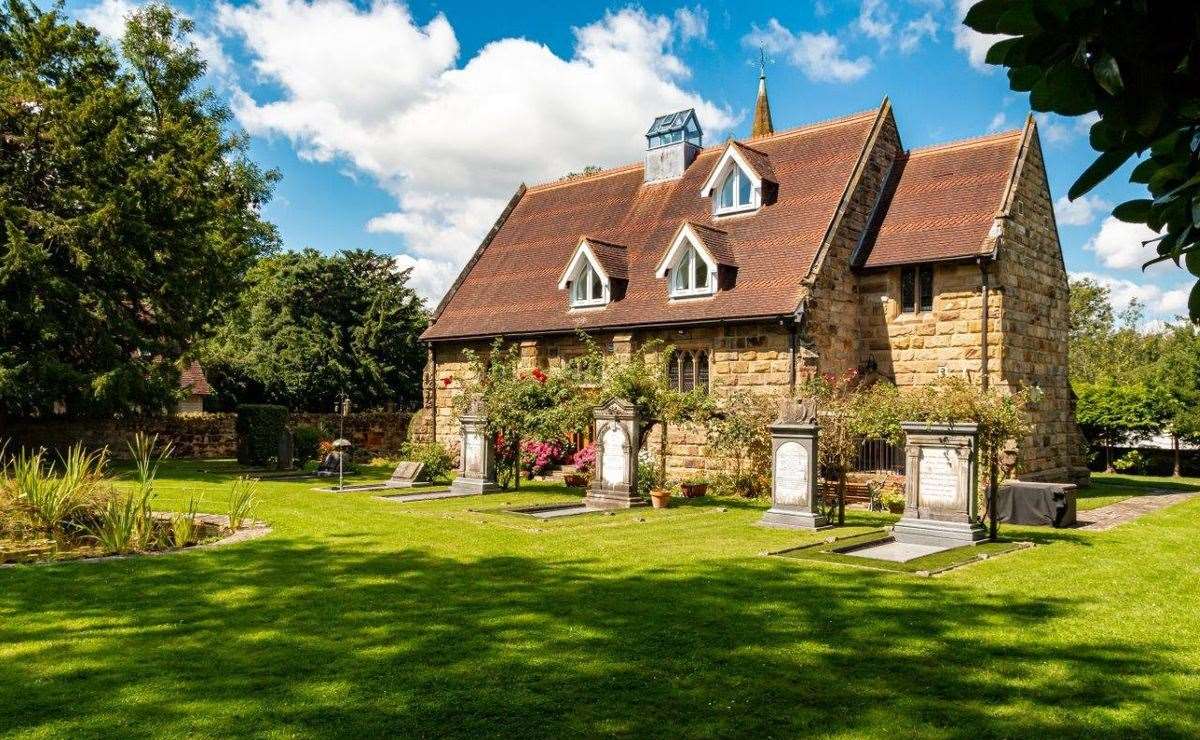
(227, 477, 258, 530)
(169, 498, 199, 549)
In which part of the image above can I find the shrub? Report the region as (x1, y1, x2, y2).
(293, 425, 322, 465)
(1113, 449, 1150, 474)
(705, 390, 777, 497)
(236, 404, 289, 466)
(571, 443, 596, 477)
(402, 442, 455, 483)
(227, 477, 258, 530)
(6, 445, 108, 538)
(521, 439, 570, 477)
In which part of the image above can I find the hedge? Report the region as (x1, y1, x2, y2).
(236, 404, 289, 466)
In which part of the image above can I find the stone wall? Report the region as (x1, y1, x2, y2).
(421, 322, 796, 479)
(4, 411, 412, 460)
(992, 132, 1089, 482)
(3, 414, 238, 459)
(804, 107, 902, 377)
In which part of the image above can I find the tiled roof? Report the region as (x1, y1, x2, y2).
(856, 129, 1024, 269)
(180, 360, 211, 396)
(423, 108, 881, 341)
(729, 140, 776, 183)
(584, 238, 629, 281)
(684, 222, 736, 267)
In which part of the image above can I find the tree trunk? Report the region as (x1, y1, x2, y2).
(659, 422, 668, 488)
(1104, 440, 1114, 473)
(513, 437, 521, 490)
(1174, 434, 1181, 478)
(837, 470, 846, 526)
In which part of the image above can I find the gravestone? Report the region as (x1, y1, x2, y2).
(390, 461, 425, 485)
(892, 422, 986, 546)
(277, 429, 294, 471)
(585, 398, 644, 509)
(450, 396, 499, 495)
(759, 399, 829, 530)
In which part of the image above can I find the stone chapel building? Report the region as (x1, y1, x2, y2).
(416, 75, 1090, 484)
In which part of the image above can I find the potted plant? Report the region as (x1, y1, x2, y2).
(649, 483, 675, 509)
(680, 475, 708, 498)
(565, 444, 595, 488)
(880, 489, 905, 515)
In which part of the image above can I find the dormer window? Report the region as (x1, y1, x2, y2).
(558, 237, 627, 310)
(716, 165, 753, 212)
(669, 242, 714, 297)
(699, 141, 773, 217)
(571, 260, 606, 307)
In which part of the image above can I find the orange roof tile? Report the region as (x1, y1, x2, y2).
(856, 129, 1023, 269)
(423, 109, 881, 341)
(180, 360, 211, 396)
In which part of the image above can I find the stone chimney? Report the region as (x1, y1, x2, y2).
(644, 109, 702, 183)
(751, 71, 774, 139)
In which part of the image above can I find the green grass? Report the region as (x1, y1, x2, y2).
(1077, 472, 1200, 511)
(2, 463, 1199, 737)
(775, 531, 1030, 574)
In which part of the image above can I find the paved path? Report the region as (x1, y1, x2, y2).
(1077, 490, 1197, 531)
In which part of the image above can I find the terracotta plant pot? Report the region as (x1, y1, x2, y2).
(564, 473, 588, 488)
(681, 483, 708, 498)
(649, 489, 671, 509)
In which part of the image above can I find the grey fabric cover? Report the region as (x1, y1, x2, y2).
(996, 481, 1077, 527)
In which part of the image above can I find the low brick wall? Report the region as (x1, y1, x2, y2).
(4, 411, 413, 460)
(3, 414, 238, 459)
(290, 412, 412, 457)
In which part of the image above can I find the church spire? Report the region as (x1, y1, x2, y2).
(751, 49, 774, 139)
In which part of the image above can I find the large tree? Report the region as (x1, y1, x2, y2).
(965, 1, 1200, 319)
(0, 2, 279, 417)
(202, 249, 428, 412)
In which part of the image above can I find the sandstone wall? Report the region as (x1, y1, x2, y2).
(993, 133, 1089, 482)
(804, 108, 902, 377)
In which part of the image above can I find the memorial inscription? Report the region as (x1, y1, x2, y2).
(774, 441, 808, 506)
(918, 447, 957, 506)
(601, 425, 627, 486)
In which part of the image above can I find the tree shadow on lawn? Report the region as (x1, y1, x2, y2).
(0, 538, 1189, 738)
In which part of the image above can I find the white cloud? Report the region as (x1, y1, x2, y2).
(857, 0, 895, 44)
(393, 253, 464, 305)
(987, 112, 1007, 132)
(674, 6, 709, 44)
(1035, 113, 1077, 146)
(1072, 271, 1191, 320)
(952, 0, 1006, 71)
(898, 14, 938, 54)
(78, 0, 138, 39)
(1054, 194, 1111, 227)
(744, 19, 872, 83)
(221, 2, 735, 302)
(77, 0, 233, 79)
(1083, 216, 1162, 270)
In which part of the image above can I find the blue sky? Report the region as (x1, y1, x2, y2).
(69, 0, 1191, 326)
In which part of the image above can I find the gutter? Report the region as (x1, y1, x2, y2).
(422, 312, 796, 345)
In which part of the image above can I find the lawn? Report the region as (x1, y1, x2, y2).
(1076, 472, 1200, 511)
(2, 465, 1198, 738)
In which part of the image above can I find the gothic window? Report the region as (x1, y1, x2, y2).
(900, 264, 935, 313)
(570, 259, 606, 307)
(716, 165, 753, 212)
(669, 241, 714, 298)
(667, 349, 710, 392)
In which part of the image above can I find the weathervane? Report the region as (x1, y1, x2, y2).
(754, 44, 774, 78)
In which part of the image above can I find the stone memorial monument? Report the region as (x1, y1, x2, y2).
(892, 422, 986, 546)
(759, 398, 829, 530)
(450, 396, 500, 495)
(585, 398, 644, 509)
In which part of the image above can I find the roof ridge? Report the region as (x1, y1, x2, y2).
(907, 128, 1023, 157)
(582, 235, 628, 249)
(525, 107, 878, 194)
(730, 139, 768, 157)
(686, 220, 728, 234)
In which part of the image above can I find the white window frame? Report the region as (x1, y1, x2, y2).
(699, 146, 763, 217)
(655, 225, 718, 300)
(557, 240, 611, 308)
(668, 242, 714, 298)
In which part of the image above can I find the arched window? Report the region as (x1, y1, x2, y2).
(667, 349, 710, 393)
(669, 241, 713, 298)
(715, 165, 753, 213)
(570, 260, 606, 307)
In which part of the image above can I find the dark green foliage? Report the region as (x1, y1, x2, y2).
(0, 2, 279, 417)
(292, 424, 322, 466)
(202, 249, 427, 412)
(1074, 382, 1172, 472)
(966, 1, 1200, 319)
(236, 404, 288, 466)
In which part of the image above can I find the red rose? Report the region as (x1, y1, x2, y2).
(442, 376, 452, 387)
(532, 368, 547, 383)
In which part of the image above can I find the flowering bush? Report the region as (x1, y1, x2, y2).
(571, 443, 596, 476)
(521, 439, 570, 477)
